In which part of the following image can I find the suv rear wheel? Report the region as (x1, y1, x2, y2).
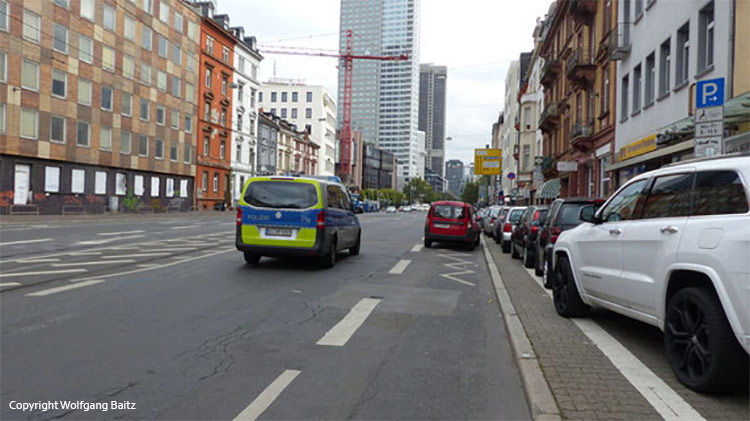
(523, 243, 534, 268)
(511, 241, 520, 259)
(553, 256, 589, 317)
(535, 243, 544, 276)
(664, 287, 749, 392)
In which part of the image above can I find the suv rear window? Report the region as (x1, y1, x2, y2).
(693, 170, 749, 215)
(244, 181, 318, 209)
(433, 205, 466, 219)
(509, 209, 525, 223)
(558, 203, 589, 226)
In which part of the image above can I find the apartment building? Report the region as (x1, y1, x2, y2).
(537, 0, 618, 198)
(258, 81, 336, 176)
(257, 111, 278, 175)
(500, 60, 520, 199)
(0, 0, 201, 214)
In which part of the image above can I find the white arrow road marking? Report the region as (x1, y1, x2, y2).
(233, 369, 301, 421)
(317, 298, 381, 346)
(438, 253, 476, 286)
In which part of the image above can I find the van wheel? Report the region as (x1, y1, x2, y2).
(535, 244, 544, 276)
(349, 232, 361, 256)
(466, 240, 476, 251)
(321, 238, 337, 269)
(553, 256, 589, 317)
(424, 238, 432, 248)
(664, 287, 749, 393)
(243, 252, 261, 265)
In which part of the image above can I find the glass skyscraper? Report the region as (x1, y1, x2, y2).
(338, 0, 422, 188)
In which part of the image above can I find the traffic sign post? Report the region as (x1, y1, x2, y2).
(694, 78, 725, 158)
(474, 149, 502, 175)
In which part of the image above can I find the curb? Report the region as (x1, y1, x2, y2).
(481, 236, 561, 421)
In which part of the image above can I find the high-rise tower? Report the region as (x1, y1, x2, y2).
(419, 64, 447, 177)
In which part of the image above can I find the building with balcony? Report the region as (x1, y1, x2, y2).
(0, 0, 201, 214)
(537, 0, 618, 199)
(258, 81, 336, 176)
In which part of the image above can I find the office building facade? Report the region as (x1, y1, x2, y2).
(418, 63, 447, 177)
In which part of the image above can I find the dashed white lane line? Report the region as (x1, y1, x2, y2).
(388, 259, 411, 274)
(0, 238, 53, 246)
(97, 230, 146, 236)
(17, 258, 61, 263)
(102, 253, 172, 259)
(170, 225, 201, 230)
(138, 247, 198, 252)
(411, 244, 423, 252)
(51, 260, 136, 267)
(0, 282, 22, 288)
(26, 280, 105, 297)
(0, 269, 87, 278)
(521, 257, 704, 420)
(68, 251, 102, 256)
(233, 369, 301, 421)
(76, 235, 145, 245)
(317, 298, 382, 347)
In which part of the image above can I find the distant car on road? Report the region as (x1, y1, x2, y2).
(386, 206, 397, 213)
(424, 201, 480, 250)
(236, 176, 361, 269)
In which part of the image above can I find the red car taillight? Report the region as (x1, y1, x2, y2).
(317, 210, 326, 228)
(504, 222, 512, 233)
(531, 226, 539, 234)
(490, 217, 496, 224)
(550, 226, 562, 244)
(236, 208, 242, 226)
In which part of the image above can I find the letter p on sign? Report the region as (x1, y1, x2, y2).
(696, 78, 725, 109)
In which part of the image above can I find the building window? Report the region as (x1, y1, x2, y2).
(122, 92, 133, 116)
(156, 106, 166, 125)
(213, 173, 219, 192)
(139, 135, 149, 156)
(259, 92, 263, 102)
(676, 22, 689, 85)
(237, 84, 244, 102)
(140, 98, 150, 121)
(102, 46, 115, 72)
(281, 108, 287, 118)
(120, 130, 131, 154)
(220, 141, 226, 159)
(222, 76, 228, 95)
(142, 26, 153, 51)
(236, 143, 242, 163)
(78, 35, 94, 63)
(159, 1, 169, 22)
(171, 109, 180, 129)
(238, 56, 245, 73)
(0, 103, 4, 133)
(185, 115, 193, 133)
(19, 108, 38, 139)
(237, 115, 243, 131)
(78, 79, 92, 105)
(44, 166, 61, 193)
(141, 63, 152, 85)
(158, 35, 168, 58)
(142, 0, 153, 14)
(80, 0, 94, 20)
(0, 1, 7, 32)
(76, 121, 90, 146)
(204, 101, 211, 121)
(184, 144, 192, 163)
(155, 138, 164, 159)
(203, 136, 209, 156)
(175, 13, 185, 33)
(292, 92, 298, 102)
(100, 126, 112, 150)
(0, 51, 5, 82)
(522, 145, 530, 171)
(281, 92, 288, 102)
(186, 82, 194, 101)
(21, 59, 39, 91)
(123, 54, 135, 79)
(71, 169, 86, 194)
(172, 44, 181, 65)
(306, 91, 313, 102)
(291, 108, 298, 119)
(621, 74, 629, 122)
(187, 52, 196, 72)
(188, 20, 199, 42)
(222, 46, 230, 63)
(101, 86, 113, 111)
(51, 69, 67, 98)
(170, 142, 178, 161)
(23, 9, 40, 42)
(124, 15, 135, 41)
(205, 68, 212, 88)
(50, 115, 66, 143)
(271, 92, 277, 102)
(305, 108, 312, 118)
(103, 5, 116, 31)
(206, 36, 214, 55)
(53, 24, 68, 53)
(157, 70, 167, 91)
(221, 108, 227, 126)
(634, 0, 643, 19)
(632, 63, 641, 114)
(202, 171, 208, 191)
(659, 38, 671, 97)
(698, 1, 714, 72)
(645, 53, 655, 105)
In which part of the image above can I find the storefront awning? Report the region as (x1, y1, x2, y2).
(536, 178, 561, 199)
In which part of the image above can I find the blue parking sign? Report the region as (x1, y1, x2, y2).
(696, 78, 725, 108)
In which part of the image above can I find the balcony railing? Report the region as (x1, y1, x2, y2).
(607, 23, 632, 61)
(540, 58, 561, 89)
(566, 50, 595, 86)
(569, 0, 597, 24)
(538, 101, 560, 132)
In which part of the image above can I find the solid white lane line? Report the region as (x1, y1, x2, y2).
(137, 264, 161, 268)
(0, 282, 22, 287)
(51, 260, 135, 267)
(76, 235, 145, 245)
(517, 251, 703, 420)
(26, 280, 105, 297)
(388, 259, 411, 274)
(317, 298, 381, 346)
(139, 247, 198, 252)
(233, 370, 301, 421)
(0, 238, 53, 246)
(97, 230, 146, 236)
(170, 225, 200, 230)
(0, 269, 87, 278)
(17, 258, 61, 263)
(102, 253, 171, 258)
(411, 244, 423, 252)
(68, 251, 102, 256)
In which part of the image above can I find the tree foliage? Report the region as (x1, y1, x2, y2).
(461, 181, 479, 204)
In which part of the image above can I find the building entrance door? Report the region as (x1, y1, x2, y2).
(14, 164, 31, 205)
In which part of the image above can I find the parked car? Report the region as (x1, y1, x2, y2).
(236, 176, 361, 269)
(492, 207, 511, 243)
(482, 206, 504, 237)
(511, 205, 548, 267)
(386, 206, 397, 213)
(553, 154, 750, 393)
(537, 197, 605, 285)
(496, 206, 527, 253)
(424, 201, 480, 250)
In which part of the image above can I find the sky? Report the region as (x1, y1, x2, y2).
(222, 0, 556, 166)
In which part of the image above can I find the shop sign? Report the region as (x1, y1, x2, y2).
(618, 134, 657, 161)
(557, 161, 578, 172)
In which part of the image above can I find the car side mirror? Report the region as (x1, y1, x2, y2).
(579, 205, 598, 224)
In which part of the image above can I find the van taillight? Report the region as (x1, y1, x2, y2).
(236, 208, 242, 226)
(504, 222, 512, 233)
(317, 210, 326, 228)
(550, 226, 562, 244)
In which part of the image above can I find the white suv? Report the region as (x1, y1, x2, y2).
(553, 154, 750, 393)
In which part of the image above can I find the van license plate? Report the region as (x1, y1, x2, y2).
(266, 227, 292, 237)
(434, 223, 450, 229)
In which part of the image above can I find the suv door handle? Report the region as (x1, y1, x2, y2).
(660, 226, 679, 234)
(609, 228, 622, 235)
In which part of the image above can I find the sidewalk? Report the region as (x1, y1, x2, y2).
(0, 210, 233, 225)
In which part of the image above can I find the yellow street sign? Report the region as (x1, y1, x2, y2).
(474, 148, 502, 175)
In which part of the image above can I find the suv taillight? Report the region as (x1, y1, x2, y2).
(317, 210, 326, 228)
(504, 222, 512, 233)
(236, 208, 242, 226)
(490, 217, 496, 224)
(550, 226, 562, 244)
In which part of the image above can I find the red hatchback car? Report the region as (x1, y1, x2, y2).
(424, 201, 481, 250)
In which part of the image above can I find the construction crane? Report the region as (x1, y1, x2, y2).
(259, 30, 408, 184)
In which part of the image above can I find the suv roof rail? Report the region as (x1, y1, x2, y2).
(663, 151, 750, 168)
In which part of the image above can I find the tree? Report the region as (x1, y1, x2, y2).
(461, 181, 479, 204)
(402, 178, 434, 204)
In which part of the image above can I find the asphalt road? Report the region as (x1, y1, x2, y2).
(0, 212, 530, 420)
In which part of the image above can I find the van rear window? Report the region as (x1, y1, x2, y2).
(433, 205, 465, 219)
(244, 181, 318, 209)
